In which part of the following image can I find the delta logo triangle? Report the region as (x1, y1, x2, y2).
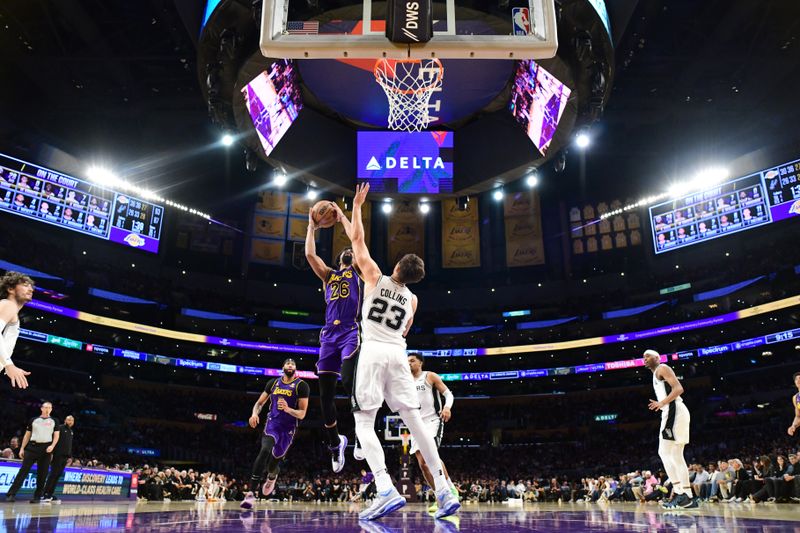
(366, 156, 381, 171)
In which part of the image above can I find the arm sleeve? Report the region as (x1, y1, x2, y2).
(297, 380, 310, 398)
(263, 379, 276, 394)
(443, 389, 454, 409)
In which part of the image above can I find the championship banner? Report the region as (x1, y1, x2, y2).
(332, 199, 371, 257)
(288, 193, 313, 217)
(388, 202, 425, 264)
(257, 191, 289, 214)
(253, 213, 287, 240)
(287, 217, 311, 241)
(441, 198, 480, 268)
(0, 461, 133, 501)
(504, 190, 545, 267)
(250, 238, 284, 265)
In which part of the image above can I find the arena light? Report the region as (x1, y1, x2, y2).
(492, 188, 504, 201)
(306, 187, 318, 200)
(86, 165, 212, 220)
(575, 131, 591, 149)
(221, 133, 235, 147)
(273, 172, 287, 187)
(419, 201, 430, 214)
(525, 173, 539, 188)
(382, 199, 393, 214)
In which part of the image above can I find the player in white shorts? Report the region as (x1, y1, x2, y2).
(407, 352, 459, 510)
(644, 349, 698, 509)
(343, 183, 460, 521)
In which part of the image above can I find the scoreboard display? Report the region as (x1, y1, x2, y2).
(650, 173, 771, 254)
(649, 155, 800, 255)
(0, 153, 163, 253)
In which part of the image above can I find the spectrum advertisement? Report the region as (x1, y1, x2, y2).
(357, 131, 454, 194)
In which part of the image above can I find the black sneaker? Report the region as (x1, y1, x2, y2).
(51, 496, 61, 504)
(679, 495, 700, 509)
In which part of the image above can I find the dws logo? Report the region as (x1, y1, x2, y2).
(365, 155, 445, 171)
(403, 2, 421, 41)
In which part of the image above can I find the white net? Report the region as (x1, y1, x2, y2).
(374, 59, 444, 131)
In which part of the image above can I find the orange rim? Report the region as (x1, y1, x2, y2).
(374, 58, 444, 95)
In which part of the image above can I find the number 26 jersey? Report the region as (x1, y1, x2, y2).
(361, 275, 414, 348)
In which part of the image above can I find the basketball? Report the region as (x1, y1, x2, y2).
(311, 200, 337, 228)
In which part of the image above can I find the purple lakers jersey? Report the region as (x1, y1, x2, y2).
(323, 266, 362, 327)
(794, 392, 800, 412)
(265, 376, 308, 433)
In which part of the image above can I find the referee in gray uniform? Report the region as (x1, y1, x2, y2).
(3, 401, 60, 503)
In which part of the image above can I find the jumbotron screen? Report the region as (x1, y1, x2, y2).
(509, 60, 572, 156)
(357, 131, 454, 194)
(242, 60, 303, 157)
(0, 153, 164, 253)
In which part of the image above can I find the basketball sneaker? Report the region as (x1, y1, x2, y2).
(332, 435, 348, 473)
(354, 436, 366, 461)
(434, 490, 460, 519)
(240, 491, 256, 510)
(359, 487, 406, 520)
(678, 496, 700, 509)
(262, 476, 277, 497)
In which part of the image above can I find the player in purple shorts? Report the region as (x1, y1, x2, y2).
(306, 206, 363, 473)
(241, 359, 309, 509)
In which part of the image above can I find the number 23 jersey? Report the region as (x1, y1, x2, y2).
(361, 275, 414, 348)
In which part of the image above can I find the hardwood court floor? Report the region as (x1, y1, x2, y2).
(1, 500, 799, 532)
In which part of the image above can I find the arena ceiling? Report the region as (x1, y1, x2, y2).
(0, 0, 798, 214)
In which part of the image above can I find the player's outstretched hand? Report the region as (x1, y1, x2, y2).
(789, 425, 797, 436)
(648, 399, 662, 411)
(4, 364, 30, 389)
(353, 183, 369, 207)
(248, 415, 260, 428)
(332, 203, 345, 222)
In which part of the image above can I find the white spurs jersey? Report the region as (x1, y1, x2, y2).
(361, 275, 415, 347)
(414, 371, 443, 420)
(652, 365, 683, 410)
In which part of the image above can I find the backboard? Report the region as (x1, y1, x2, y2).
(261, 0, 558, 60)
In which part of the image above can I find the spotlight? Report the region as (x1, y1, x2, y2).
(525, 173, 539, 188)
(273, 172, 287, 187)
(86, 166, 121, 187)
(382, 199, 393, 214)
(221, 133, 235, 146)
(493, 188, 504, 201)
(575, 131, 590, 149)
(306, 188, 318, 200)
(419, 202, 430, 214)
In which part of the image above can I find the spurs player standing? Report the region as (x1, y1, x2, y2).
(644, 349, 698, 509)
(344, 183, 460, 521)
(407, 352, 459, 511)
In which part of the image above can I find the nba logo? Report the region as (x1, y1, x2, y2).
(512, 7, 531, 36)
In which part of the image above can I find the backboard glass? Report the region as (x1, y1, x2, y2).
(261, 0, 557, 59)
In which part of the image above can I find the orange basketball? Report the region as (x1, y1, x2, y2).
(311, 200, 337, 229)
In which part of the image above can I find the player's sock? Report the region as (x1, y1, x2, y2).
(325, 424, 340, 451)
(374, 469, 394, 494)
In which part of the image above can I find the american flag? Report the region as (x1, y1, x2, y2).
(287, 21, 319, 35)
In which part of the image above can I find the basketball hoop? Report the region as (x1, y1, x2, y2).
(374, 58, 444, 131)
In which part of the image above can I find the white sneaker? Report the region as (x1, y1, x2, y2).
(240, 491, 256, 510)
(434, 489, 461, 519)
(354, 437, 366, 461)
(359, 487, 405, 521)
(332, 435, 348, 473)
